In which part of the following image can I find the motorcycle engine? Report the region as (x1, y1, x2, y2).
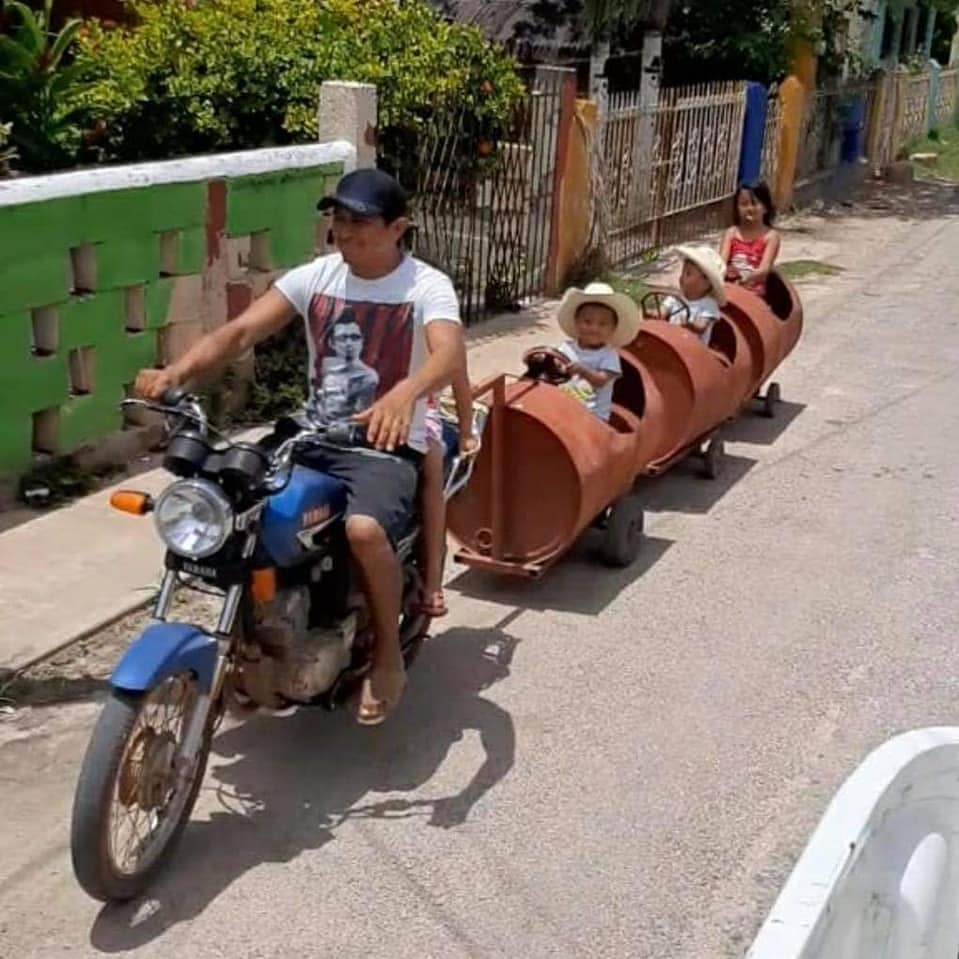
(237, 586, 357, 707)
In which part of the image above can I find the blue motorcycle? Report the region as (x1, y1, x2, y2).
(69, 388, 483, 902)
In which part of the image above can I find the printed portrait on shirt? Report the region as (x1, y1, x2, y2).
(305, 294, 414, 423)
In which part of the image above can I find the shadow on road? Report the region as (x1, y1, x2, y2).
(853, 178, 959, 220)
(723, 399, 806, 446)
(447, 533, 673, 615)
(636, 451, 758, 517)
(787, 177, 959, 225)
(87, 625, 518, 952)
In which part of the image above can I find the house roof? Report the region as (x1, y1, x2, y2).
(430, 1, 580, 46)
(429, 1, 671, 46)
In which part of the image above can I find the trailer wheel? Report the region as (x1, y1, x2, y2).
(762, 382, 781, 419)
(701, 436, 725, 480)
(600, 495, 644, 568)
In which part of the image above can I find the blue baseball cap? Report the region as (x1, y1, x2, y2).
(317, 168, 409, 222)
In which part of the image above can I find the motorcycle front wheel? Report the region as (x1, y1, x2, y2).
(70, 672, 215, 901)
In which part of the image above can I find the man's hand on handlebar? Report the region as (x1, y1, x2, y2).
(134, 367, 180, 402)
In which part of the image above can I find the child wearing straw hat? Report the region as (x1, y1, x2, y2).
(554, 281, 642, 422)
(658, 245, 727, 347)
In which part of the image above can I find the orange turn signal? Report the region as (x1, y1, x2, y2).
(251, 567, 277, 603)
(109, 490, 152, 516)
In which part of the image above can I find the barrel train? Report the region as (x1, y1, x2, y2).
(447, 269, 803, 578)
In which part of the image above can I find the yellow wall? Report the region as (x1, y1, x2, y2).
(553, 98, 598, 291)
(775, 75, 807, 209)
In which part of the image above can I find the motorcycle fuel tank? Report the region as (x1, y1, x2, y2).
(260, 466, 348, 566)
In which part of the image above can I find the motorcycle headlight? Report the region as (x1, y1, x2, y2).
(154, 479, 233, 559)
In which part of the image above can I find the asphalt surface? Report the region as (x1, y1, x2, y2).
(2, 188, 958, 958)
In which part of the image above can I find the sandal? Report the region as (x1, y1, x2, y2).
(357, 669, 408, 726)
(415, 590, 448, 618)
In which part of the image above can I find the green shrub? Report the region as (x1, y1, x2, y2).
(0, 0, 93, 171)
(74, 0, 523, 172)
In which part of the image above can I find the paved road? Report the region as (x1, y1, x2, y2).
(2, 192, 959, 958)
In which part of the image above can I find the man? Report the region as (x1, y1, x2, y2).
(134, 168, 467, 725)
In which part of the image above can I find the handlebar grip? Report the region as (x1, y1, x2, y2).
(161, 386, 189, 407)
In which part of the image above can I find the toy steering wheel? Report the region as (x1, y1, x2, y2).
(523, 346, 573, 385)
(640, 291, 692, 327)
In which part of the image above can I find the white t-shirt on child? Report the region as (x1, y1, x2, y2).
(662, 294, 720, 346)
(557, 340, 622, 422)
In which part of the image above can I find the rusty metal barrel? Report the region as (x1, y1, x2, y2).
(722, 272, 804, 392)
(447, 375, 639, 578)
(450, 271, 803, 577)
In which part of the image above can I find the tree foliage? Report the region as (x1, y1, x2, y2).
(74, 0, 522, 164)
(0, 0, 93, 170)
(662, 0, 794, 85)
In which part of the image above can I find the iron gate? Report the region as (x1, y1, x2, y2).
(389, 67, 573, 325)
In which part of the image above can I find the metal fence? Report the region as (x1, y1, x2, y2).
(796, 79, 880, 184)
(936, 68, 958, 130)
(761, 85, 782, 186)
(895, 70, 932, 148)
(601, 80, 747, 266)
(394, 67, 572, 325)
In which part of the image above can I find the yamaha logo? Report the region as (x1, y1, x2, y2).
(301, 505, 331, 528)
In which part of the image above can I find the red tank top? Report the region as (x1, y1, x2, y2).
(729, 233, 768, 277)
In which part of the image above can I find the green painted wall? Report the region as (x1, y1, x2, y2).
(0, 160, 343, 475)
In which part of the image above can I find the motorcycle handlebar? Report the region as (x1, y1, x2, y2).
(161, 386, 189, 407)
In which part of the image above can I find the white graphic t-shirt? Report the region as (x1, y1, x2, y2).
(275, 253, 461, 453)
(557, 340, 622, 422)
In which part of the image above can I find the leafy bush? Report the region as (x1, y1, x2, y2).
(73, 0, 523, 171)
(0, 0, 93, 170)
(0, 119, 16, 175)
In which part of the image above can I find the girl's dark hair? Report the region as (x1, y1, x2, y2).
(733, 180, 775, 226)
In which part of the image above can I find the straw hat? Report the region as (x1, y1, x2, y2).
(556, 282, 643, 348)
(674, 245, 728, 306)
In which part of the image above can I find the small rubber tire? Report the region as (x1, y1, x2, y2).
(762, 381, 781, 419)
(701, 436, 725, 480)
(70, 687, 213, 902)
(600, 495, 644, 567)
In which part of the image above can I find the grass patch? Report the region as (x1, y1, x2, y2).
(606, 274, 650, 303)
(778, 259, 844, 280)
(906, 125, 959, 182)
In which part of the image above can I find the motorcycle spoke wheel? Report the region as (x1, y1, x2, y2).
(71, 671, 214, 901)
(107, 675, 196, 877)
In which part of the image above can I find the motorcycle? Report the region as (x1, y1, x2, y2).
(69, 388, 485, 902)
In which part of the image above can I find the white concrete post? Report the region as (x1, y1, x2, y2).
(589, 40, 610, 102)
(318, 81, 378, 169)
(634, 29, 663, 222)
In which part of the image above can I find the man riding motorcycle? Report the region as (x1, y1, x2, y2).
(134, 168, 467, 725)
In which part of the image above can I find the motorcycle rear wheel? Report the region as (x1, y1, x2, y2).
(70, 673, 214, 901)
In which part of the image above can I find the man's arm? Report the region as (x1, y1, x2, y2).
(354, 319, 464, 452)
(134, 288, 297, 399)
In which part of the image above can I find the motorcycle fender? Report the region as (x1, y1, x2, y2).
(110, 623, 218, 694)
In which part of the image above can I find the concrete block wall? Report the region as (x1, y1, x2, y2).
(0, 142, 354, 476)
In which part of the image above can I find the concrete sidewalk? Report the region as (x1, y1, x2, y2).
(0, 302, 559, 671)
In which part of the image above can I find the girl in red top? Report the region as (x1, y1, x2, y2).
(719, 180, 781, 297)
